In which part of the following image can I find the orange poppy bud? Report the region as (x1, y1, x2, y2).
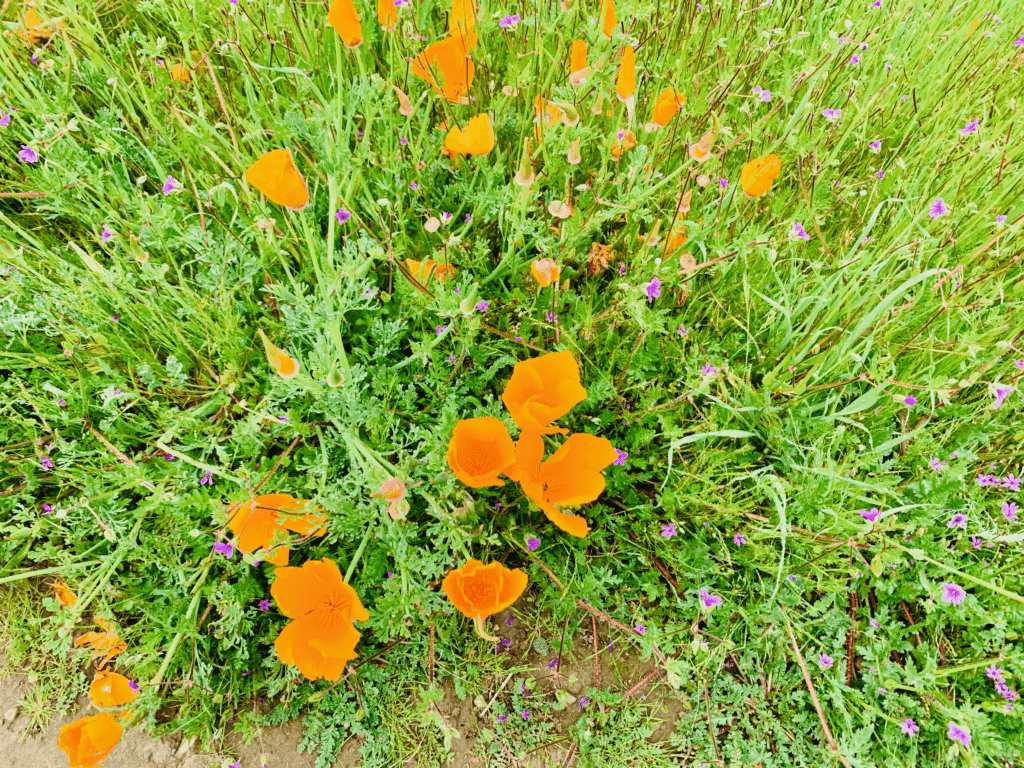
(245, 149, 310, 211)
(740, 154, 781, 198)
(442, 559, 528, 640)
(225, 494, 327, 567)
(256, 328, 300, 379)
(371, 478, 407, 503)
(272, 558, 369, 681)
(449, 0, 478, 50)
(501, 351, 587, 435)
(58, 713, 123, 768)
(447, 417, 521, 488)
(444, 114, 495, 157)
(567, 137, 582, 165)
(569, 40, 591, 86)
(411, 34, 474, 104)
(327, 0, 363, 48)
(515, 430, 618, 538)
(89, 670, 139, 708)
(688, 113, 721, 163)
(615, 46, 636, 103)
(54, 579, 78, 608)
(170, 62, 191, 83)
(533, 96, 563, 129)
(650, 88, 686, 128)
(378, 0, 397, 31)
(514, 137, 535, 187)
(601, 0, 616, 39)
(665, 226, 688, 252)
(391, 84, 414, 115)
(531, 258, 561, 286)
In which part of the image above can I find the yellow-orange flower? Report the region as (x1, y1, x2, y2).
(225, 494, 327, 566)
(515, 431, 618, 537)
(615, 46, 636, 102)
(569, 39, 590, 86)
(246, 149, 310, 211)
(740, 154, 781, 198)
(54, 579, 78, 608)
(170, 63, 191, 83)
(444, 114, 495, 157)
(447, 417, 521, 488)
(530, 259, 561, 287)
(327, 0, 363, 48)
(404, 258, 456, 283)
(650, 88, 686, 128)
(256, 328, 300, 379)
(601, 0, 616, 39)
(58, 713, 123, 768)
(89, 670, 139, 708)
(442, 559, 527, 640)
(271, 558, 369, 681)
(411, 34, 474, 104)
(449, 0, 478, 50)
(500, 351, 586, 435)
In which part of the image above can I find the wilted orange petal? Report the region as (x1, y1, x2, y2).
(616, 46, 636, 102)
(530, 258, 561, 286)
(54, 579, 78, 608)
(90, 671, 139, 708)
(570, 40, 587, 78)
(444, 114, 495, 156)
(170, 63, 191, 83)
(327, 0, 363, 48)
(651, 88, 685, 127)
(391, 84, 414, 115)
(246, 149, 310, 211)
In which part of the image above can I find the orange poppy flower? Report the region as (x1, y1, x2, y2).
(11, 6, 63, 46)
(611, 130, 637, 158)
(54, 579, 78, 608)
(601, 0, 616, 38)
(531, 259, 561, 287)
(327, 0, 363, 48)
(533, 96, 564, 129)
(615, 46, 636, 103)
(89, 670, 139, 708)
(500, 350, 587, 435)
(688, 113, 721, 163)
(449, 0, 478, 50)
(650, 88, 686, 128)
(411, 34, 474, 104)
(447, 417, 521, 488)
(58, 713, 123, 768)
(442, 559, 527, 640)
(664, 226, 688, 252)
(74, 617, 128, 669)
(378, 0, 397, 30)
(515, 431, 618, 537)
(404, 258, 456, 283)
(226, 494, 327, 567)
(740, 154, 781, 198)
(271, 558, 369, 681)
(256, 328, 300, 379)
(170, 63, 191, 83)
(444, 114, 495, 157)
(569, 40, 590, 86)
(245, 149, 310, 211)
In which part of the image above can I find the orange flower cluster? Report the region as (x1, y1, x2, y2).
(60, 616, 137, 767)
(447, 351, 618, 538)
(225, 493, 328, 567)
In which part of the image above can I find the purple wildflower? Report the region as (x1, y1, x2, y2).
(929, 198, 948, 219)
(960, 119, 980, 135)
(547, 658, 559, 669)
(733, 534, 747, 546)
(213, 541, 234, 560)
(904, 395, 917, 406)
(869, 619, 881, 628)
(677, 324, 688, 336)
(698, 589, 723, 609)
(258, 599, 271, 611)
(475, 300, 490, 312)
(821, 108, 842, 122)
(818, 654, 834, 669)
(579, 696, 590, 709)
(40, 457, 53, 470)
(700, 363, 717, 378)
(858, 508, 882, 524)
(868, 140, 881, 153)
(635, 625, 646, 635)
(946, 723, 971, 748)
(335, 208, 351, 223)
(521, 710, 530, 720)
(940, 582, 966, 606)
(947, 513, 967, 530)
(496, 714, 507, 722)
(900, 718, 919, 736)
(505, 616, 514, 627)
(613, 448, 628, 466)
(18, 145, 39, 163)
(1003, 474, 1021, 491)
(719, 178, 728, 189)
(645, 277, 662, 303)
(929, 456, 947, 472)
(997, 215, 1008, 228)
(1003, 501, 1018, 521)
(660, 523, 677, 538)
(848, 54, 861, 66)
(790, 222, 811, 241)
(0, 113, 10, 128)
(128, 681, 140, 692)
(993, 385, 1015, 410)
(162, 176, 180, 195)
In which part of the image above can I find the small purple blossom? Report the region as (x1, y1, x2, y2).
(821, 108, 842, 122)
(526, 537, 540, 551)
(165, 453, 175, 461)
(618, 263, 626, 276)
(436, 324, 448, 336)
(128, 680, 140, 692)
(818, 654, 834, 669)
(635, 624, 646, 635)
(545, 311, 558, 322)
(858, 508, 882, 524)
(18, 145, 39, 163)
(547, 658, 559, 669)
(903, 395, 917, 406)
(213, 541, 234, 560)
(790, 222, 811, 241)
(613, 448, 628, 466)
(947, 513, 967, 530)
(101, 225, 116, 243)
(0, 113, 10, 128)
(940, 582, 966, 606)
(496, 714, 507, 722)
(997, 215, 1008, 228)
(751, 86, 771, 103)
(1003, 474, 1021, 491)
(929, 198, 949, 220)
(869, 619, 881, 628)
(660, 523, 677, 538)
(501, 638, 511, 647)
(578, 696, 590, 709)
(971, 537, 983, 550)
(1003, 501, 1019, 521)
(959, 119, 980, 135)
(505, 616, 514, 627)
(40, 457, 54, 470)
(848, 54, 861, 66)
(645, 277, 662, 303)
(993, 385, 1015, 410)
(521, 709, 530, 720)
(475, 300, 490, 312)
(58, 398, 67, 407)
(868, 140, 881, 152)
(698, 589, 723, 609)
(200, 470, 214, 485)
(719, 177, 728, 189)
(700, 363, 717, 378)
(900, 718, 919, 736)
(258, 599, 271, 611)
(335, 208, 351, 223)
(946, 723, 971, 748)
(876, 169, 884, 179)
(733, 534, 747, 546)
(42, 504, 55, 515)
(162, 176, 181, 195)
(929, 456, 947, 472)
(498, 14, 521, 28)
(677, 324, 688, 336)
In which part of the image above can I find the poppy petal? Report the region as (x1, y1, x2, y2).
(327, 0, 363, 48)
(245, 149, 310, 211)
(601, 0, 616, 38)
(616, 46, 636, 102)
(541, 433, 618, 506)
(501, 351, 587, 433)
(444, 114, 495, 156)
(447, 417, 519, 487)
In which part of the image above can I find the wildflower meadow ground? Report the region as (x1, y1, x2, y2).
(1, 0, 1023, 766)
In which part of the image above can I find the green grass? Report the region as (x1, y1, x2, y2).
(2, 0, 1024, 766)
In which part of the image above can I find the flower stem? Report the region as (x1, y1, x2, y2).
(344, 521, 374, 584)
(896, 544, 1024, 605)
(474, 615, 498, 642)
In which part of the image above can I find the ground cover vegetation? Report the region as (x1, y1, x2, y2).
(1, 0, 1024, 765)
